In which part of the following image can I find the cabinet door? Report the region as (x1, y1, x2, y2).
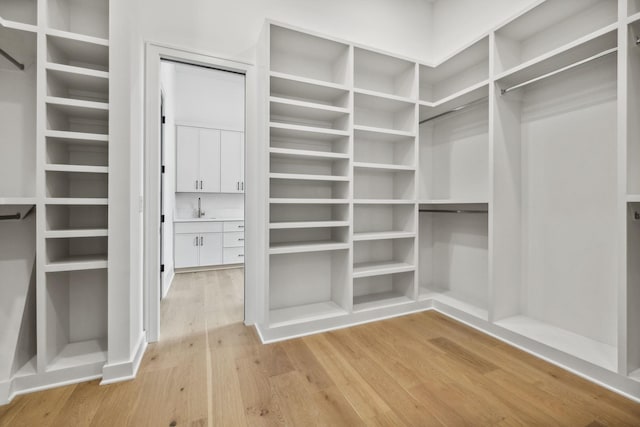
(176, 126, 201, 192)
(220, 131, 244, 193)
(199, 232, 223, 266)
(199, 129, 221, 193)
(174, 233, 200, 268)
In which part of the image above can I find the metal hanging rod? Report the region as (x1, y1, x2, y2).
(0, 205, 35, 221)
(501, 47, 617, 95)
(419, 97, 488, 125)
(419, 209, 488, 214)
(0, 47, 24, 71)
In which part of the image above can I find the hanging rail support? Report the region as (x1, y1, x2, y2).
(500, 48, 617, 95)
(22, 205, 35, 220)
(0, 47, 24, 70)
(419, 209, 488, 214)
(419, 96, 488, 125)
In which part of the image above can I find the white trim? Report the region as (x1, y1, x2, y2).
(101, 332, 147, 384)
(143, 41, 255, 343)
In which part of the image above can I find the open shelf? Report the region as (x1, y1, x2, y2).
(353, 125, 415, 140)
(354, 168, 415, 201)
(354, 238, 415, 278)
(45, 270, 107, 370)
(47, 0, 109, 40)
(270, 178, 348, 200)
(45, 129, 108, 145)
(47, 64, 108, 103)
(0, 0, 37, 26)
(632, 0, 640, 17)
(47, 137, 108, 167)
(270, 25, 349, 86)
(270, 221, 349, 230)
(353, 261, 414, 279)
(354, 47, 416, 99)
(419, 97, 488, 202)
(271, 202, 348, 225)
(270, 198, 349, 205)
(46, 98, 108, 135)
(270, 227, 349, 255)
(270, 72, 349, 108)
(495, 316, 617, 371)
(271, 151, 349, 180)
(47, 32, 109, 73)
(46, 204, 107, 233)
(354, 203, 415, 237)
(269, 301, 348, 328)
(354, 127, 415, 169)
(270, 97, 349, 132)
(353, 231, 415, 242)
(270, 123, 349, 156)
(420, 36, 489, 104)
(270, 173, 348, 182)
(495, 25, 618, 92)
(45, 236, 107, 272)
(354, 92, 416, 134)
(269, 250, 349, 326)
(270, 147, 349, 161)
(45, 170, 108, 199)
(494, 0, 617, 75)
(419, 82, 489, 123)
(353, 272, 415, 312)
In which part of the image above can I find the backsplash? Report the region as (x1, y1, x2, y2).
(175, 193, 244, 220)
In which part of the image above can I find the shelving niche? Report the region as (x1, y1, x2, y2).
(493, 38, 618, 371)
(47, 0, 109, 40)
(0, 0, 37, 26)
(419, 99, 489, 202)
(354, 47, 416, 99)
(269, 251, 349, 327)
(418, 205, 489, 320)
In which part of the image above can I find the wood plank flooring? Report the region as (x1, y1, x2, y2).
(2, 269, 640, 426)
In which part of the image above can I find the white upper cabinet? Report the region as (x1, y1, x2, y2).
(220, 130, 244, 193)
(199, 129, 222, 193)
(176, 126, 200, 192)
(176, 126, 221, 193)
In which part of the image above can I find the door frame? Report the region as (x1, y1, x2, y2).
(143, 42, 258, 342)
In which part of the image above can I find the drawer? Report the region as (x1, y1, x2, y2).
(175, 221, 223, 234)
(224, 221, 245, 232)
(224, 231, 245, 248)
(224, 247, 244, 264)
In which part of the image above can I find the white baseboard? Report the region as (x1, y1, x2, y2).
(101, 332, 147, 385)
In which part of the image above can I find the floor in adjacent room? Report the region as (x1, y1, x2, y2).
(2, 268, 640, 426)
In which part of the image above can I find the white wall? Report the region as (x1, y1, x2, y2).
(136, 0, 433, 63)
(430, 0, 538, 60)
(160, 61, 176, 296)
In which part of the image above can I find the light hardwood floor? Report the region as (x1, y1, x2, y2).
(2, 269, 640, 426)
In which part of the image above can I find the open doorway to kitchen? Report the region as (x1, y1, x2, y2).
(144, 43, 254, 344)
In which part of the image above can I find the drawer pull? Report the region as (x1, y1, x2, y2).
(238, 238, 245, 241)
(238, 254, 244, 257)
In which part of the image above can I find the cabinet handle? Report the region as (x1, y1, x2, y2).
(238, 225, 244, 229)
(200, 236, 204, 246)
(241, 182, 244, 191)
(238, 254, 244, 257)
(195, 180, 198, 190)
(238, 238, 245, 241)
(195, 236, 198, 246)
(237, 181, 239, 190)
(200, 180, 203, 190)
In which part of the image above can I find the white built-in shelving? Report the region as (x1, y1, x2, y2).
(257, 3, 640, 399)
(0, 0, 111, 405)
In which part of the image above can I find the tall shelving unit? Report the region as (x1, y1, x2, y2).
(258, 0, 640, 400)
(0, 0, 110, 405)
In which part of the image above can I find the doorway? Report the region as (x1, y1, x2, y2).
(144, 43, 256, 343)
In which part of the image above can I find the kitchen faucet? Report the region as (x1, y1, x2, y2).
(197, 197, 205, 218)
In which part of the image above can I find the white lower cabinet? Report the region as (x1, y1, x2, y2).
(175, 221, 244, 268)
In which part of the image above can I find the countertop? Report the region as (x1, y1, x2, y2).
(174, 217, 244, 223)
